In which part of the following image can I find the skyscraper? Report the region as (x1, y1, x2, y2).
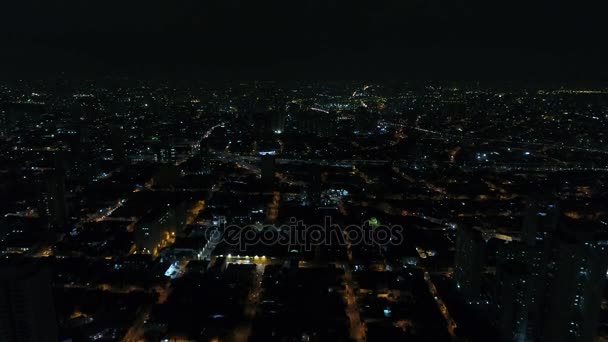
(308, 163, 322, 207)
(0, 260, 58, 342)
(454, 225, 485, 300)
(271, 111, 286, 134)
(45, 152, 68, 229)
(0, 109, 7, 139)
(295, 108, 336, 137)
(496, 261, 530, 341)
(521, 201, 559, 246)
(260, 152, 276, 186)
(493, 202, 557, 342)
(541, 232, 608, 342)
(110, 124, 128, 164)
(495, 239, 549, 342)
(493, 202, 607, 342)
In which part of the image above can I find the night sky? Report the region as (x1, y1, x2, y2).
(1, 0, 607, 80)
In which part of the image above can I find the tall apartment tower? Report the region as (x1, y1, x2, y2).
(45, 151, 68, 229)
(261, 152, 276, 186)
(541, 232, 608, 342)
(494, 201, 557, 342)
(454, 225, 485, 300)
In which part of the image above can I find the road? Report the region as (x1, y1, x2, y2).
(387, 121, 608, 156)
(341, 225, 366, 342)
(423, 269, 458, 340)
(343, 265, 365, 342)
(229, 264, 265, 342)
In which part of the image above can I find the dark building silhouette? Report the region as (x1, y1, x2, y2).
(442, 96, 467, 124)
(153, 165, 179, 189)
(493, 202, 558, 341)
(0, 108, 7, 139)
(45, 152, 68, 230)
(260, 153, 276, 186)
(6, 102, 46, 133)
(454, 225, 485, 300)
(135, 207, 180, 255)
(0, 260, 58, 342)
(353, 106, 375, 135)
(68, 96, 101, 180)
(495, 233, 551, 342)
(496, 261, 531, 341)
(110, 124, 128, 164)
(541, 231, 608, 342)
(491, 201, 607, 342)
(271, 111, 286, 134)
(492, 202, 557, 341)
(521, 201, 559, 245)
(295, 109, 336, 137)
(307, 163, 322, 207)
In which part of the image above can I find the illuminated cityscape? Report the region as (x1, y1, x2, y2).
(1, 0, 608, 341)
(0, 81, 607, 341)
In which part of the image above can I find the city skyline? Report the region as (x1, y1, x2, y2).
(1, 81, 608, 341)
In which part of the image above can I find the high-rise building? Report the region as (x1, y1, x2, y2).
(271, 111, 286, 134)
(260, 152, 276, 186)
(6, 101, 46, 132)
(0, 260, 58, 342)
(308, 163, 322, 207)
(496, 261, 530, 341)
(0, 109, 7, 139)
(295, 109, 336, 137)
(454, 226, 485, 300)
(492, 201, 607, 342)
(110, 124, 128, 164)
(45, 152, 68, 229)
(541, 232, 608, 342)
(493, 202, 557, 342)
(495, 240, 549, 342)
(68, 97, 101, 180)
(67, 122, 99, 180)
(521, 201, 559, 246)
(353, 106, 375, 135)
